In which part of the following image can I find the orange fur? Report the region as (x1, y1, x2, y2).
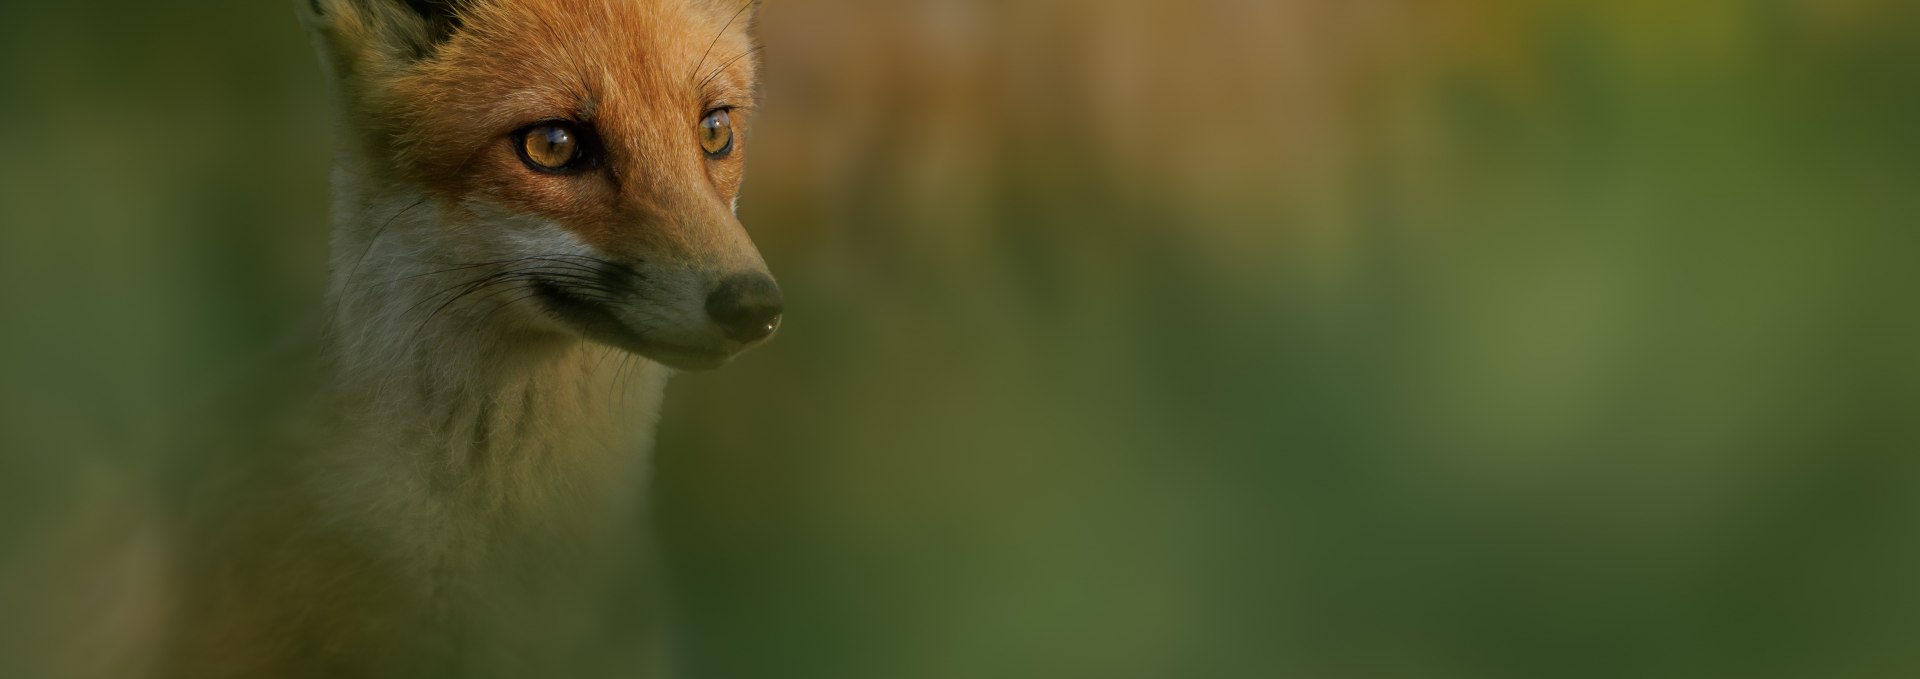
(150, 2, 779, 676)
(326, 0, 763, 269)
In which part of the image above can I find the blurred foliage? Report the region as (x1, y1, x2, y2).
(4, 1, 1920, 677)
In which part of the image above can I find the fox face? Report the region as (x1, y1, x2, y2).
(305, 0, 778, 370)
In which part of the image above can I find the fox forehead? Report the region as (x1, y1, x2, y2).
(355, 0, 760, 257)
(377, 0, 759, 185)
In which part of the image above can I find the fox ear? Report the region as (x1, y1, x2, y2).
(303, 0, 471, 63)
(394, 0, 467, 46)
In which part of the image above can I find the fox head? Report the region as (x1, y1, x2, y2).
(302, 0, 778, 371)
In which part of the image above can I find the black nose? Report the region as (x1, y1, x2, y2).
(705, 274, 785, 343)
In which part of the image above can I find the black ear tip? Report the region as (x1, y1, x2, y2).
(403, 0, 467, 36)
(405, 0, 463, 19)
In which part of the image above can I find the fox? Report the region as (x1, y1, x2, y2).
(146, 0, 782, 676)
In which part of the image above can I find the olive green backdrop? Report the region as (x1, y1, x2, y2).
(4, 1, 1919, 677)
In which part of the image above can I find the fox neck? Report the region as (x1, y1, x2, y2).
(315, 164, 671, 569)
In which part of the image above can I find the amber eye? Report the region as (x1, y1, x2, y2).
(515, 123, 586, 172)
(699, 109, 734, 158)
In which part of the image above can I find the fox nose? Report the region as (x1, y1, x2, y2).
(705, 274, 784, 343)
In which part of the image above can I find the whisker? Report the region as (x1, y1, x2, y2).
(698, 45, 764, 93)
(373, 254, 631, 288)
(616, 351, 640, 403)
(403, 265, 624, 345)
(343, 147, 486, 296)
(342, 196, 427, 295)
(688, 0, 758, 87)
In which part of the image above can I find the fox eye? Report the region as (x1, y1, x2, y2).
(699, 109, 734, 159)
(514, 123, 588, 173)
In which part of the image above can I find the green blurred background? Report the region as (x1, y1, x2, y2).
(5, 1, 1920, 677)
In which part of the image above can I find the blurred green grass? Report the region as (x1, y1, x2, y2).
(5, 1, 1920, 677)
